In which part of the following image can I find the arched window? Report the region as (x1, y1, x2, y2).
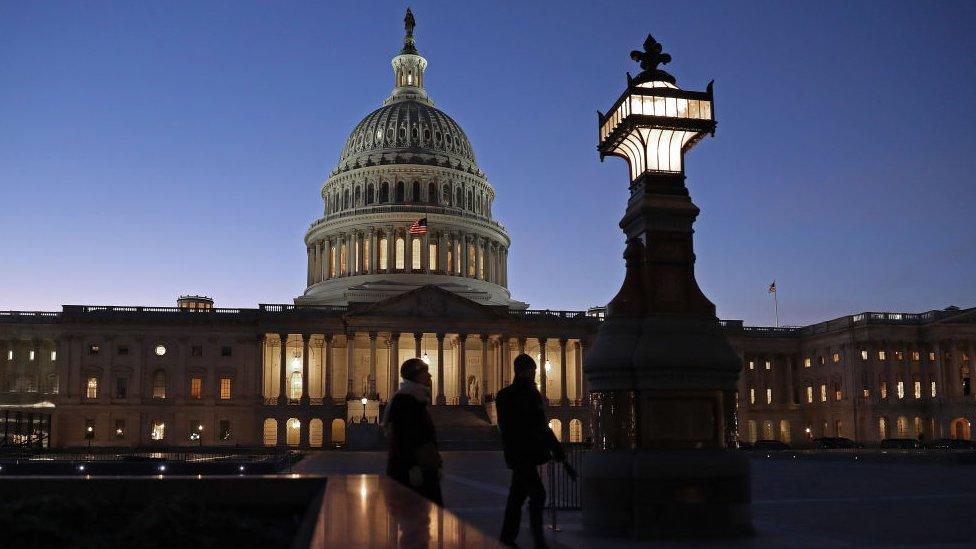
(263, 418, 278, 446)
(879, 417, 888, 439)
(380, 182, 390, 203)
(411, 238, 421, 270)
(395, 237, 405, 269)
(429, 182, 438, 204)
(467, 189, 473, 210)
(428, 242, 438, 271)
(343, 189, 350, 209)
(569, 419, 583, 442)
(395, 182, 405, 203)
(46, 373, 58, 395)
(476, 193, 481, 213)
(549, 419, 562, 441)
(412, 181, 421, 203)
(896, 416, 908, 437)
(331, 418, 346, 446)
(354, 186, 362, 207)
(309, 418, 324, 448)
(379, 236, 389, 270)
(747, 420, 757, 443)
(455, 188, 462, 207)
(366, 184, 375, 205)
(152, 369, 166, 399)
(762, 420, 774, 440)
(443, 184, 451, 206)
(286, 418, 300, 446)
(779, 420, 791, 443)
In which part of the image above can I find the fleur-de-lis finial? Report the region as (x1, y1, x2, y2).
(630, 34, 676, 84)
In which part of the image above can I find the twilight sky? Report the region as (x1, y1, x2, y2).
(1, 1, 974, 326)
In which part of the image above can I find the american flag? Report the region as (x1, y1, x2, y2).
(408, 217, 428, 235)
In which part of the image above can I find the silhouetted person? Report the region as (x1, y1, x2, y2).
(496, 353, 565, 548)
(382, 357, 443, 505)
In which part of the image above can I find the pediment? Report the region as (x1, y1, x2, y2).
(347, 285, 504, 321)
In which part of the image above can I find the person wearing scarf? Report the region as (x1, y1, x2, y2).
(383, 357, 443, 505)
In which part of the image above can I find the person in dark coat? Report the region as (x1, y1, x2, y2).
(382, 357, 443, 505)
(495, 353, 566, 548)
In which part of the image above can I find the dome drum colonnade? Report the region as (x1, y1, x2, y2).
(299, 8, 517, 308)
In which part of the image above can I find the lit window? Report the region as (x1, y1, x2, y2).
(931, 381, 937, 397)
(395, 237, 405, 269)
(879, 417, 887, 438)
(51, 350, 57, 361)
(912, 351, 920, 361)
(151, 420, 165, 441)
(834, 385, 842, 401)
(411, 238, 421, 270)
(86, 377, 98, 399)
(928, 352, 935, 361)
(862, 388, 870, 397)
(832, 353, 840, 363)
(190, 377, 202, 399)
(220, 378, 231, 400)
(880, 381, 888, 399)
(913, 380, 921, 399)
(154, 345, 166, 356)
(748, 361, 754, 370)
(5, 350, 11, 360)
(89, 345, 100, 355)
(860, 350, 868, 360)
(29, 350, 35, 361)
(879, 351, 886, 361)
(895, 351, 903, 361)
(152, 370, 167, 399)
(896, 381, 905, 399)
(765, 388, 772, 404)
(803, 357, 811, 368)
(429, 243, 438, 270)
(749, 388, 755, 405)
(379, 237, 388, 270)
(819, 384, 827, 403)
(764, 361, 771, 370)
(806, 386, 813, 403)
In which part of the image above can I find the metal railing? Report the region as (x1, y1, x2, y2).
(539, 442, 589, 532)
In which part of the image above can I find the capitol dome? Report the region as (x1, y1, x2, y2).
(297, 10, 524, 309)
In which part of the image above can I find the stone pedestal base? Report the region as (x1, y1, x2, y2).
(583, 449, 752, 539)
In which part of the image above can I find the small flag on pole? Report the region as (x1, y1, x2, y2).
(409, 217, 428, 235)
(768, 280, 776, 294)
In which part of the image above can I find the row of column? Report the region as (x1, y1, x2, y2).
(306, 228, 508, 287)
(266, 333, 585, 406)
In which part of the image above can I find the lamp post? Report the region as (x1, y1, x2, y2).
(360, 396, 368, 424)
(85, 425, 93, 451)
(197, 424, 204, 447)
(583, 34, 750, 538)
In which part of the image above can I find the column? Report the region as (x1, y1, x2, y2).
(559, 338, 568, 405)
(369, 228, 378, 274)
(322, 335, 332, 401)
(575, 340, 583, 401)
(322, 239, 331, 281)
(439, 232, 448, 274)
(301, 334, 310, 405)
(480, 334, 489, 404)
(785, 354, 795, 405)
(461, 234, 470, 277)
(306, 246, 313, 287)
(458, 334, 468, 405)
(422, 231, 431, 275)
(386, 227, 395, 273)
(579, 339, 589, 398)
(436, 334, 446, 405)
(346, 333, 355, 399)
(517, 337, 526, 355)
(389, 333, 401, 397)
(254, 335, 264, 403)
(501, 335, 512, 386)
(475, 237, 483, 280)
(278, 334, 288, 406)
(315, 241, 323, 282)
(348, 233, 356, 276)
(368, 332, 378, 399)
(414, 333, 422, 358)
(539, 338, 548, 404)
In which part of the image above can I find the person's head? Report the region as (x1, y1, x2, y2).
(513, 353, 536, 380)
(400, 357, 432, 388)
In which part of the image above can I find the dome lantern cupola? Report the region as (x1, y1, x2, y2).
(386, 8, 431, 106)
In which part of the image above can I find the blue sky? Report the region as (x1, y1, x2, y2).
(1, 1, 974, 326)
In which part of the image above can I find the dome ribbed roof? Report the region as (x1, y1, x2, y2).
(338, 100, 477, 168)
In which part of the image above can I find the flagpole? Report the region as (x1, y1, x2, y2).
(773, 290, 779, 328)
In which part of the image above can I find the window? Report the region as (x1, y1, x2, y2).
(366, 183, 375, 204)
(86, 377, 98, 399)
(115, 377, 127, 399)
(395, 181, 404, 203)
(5, 350, 11, 360)
(89, 345, 100, 355)
(879, 417, 887, 439)
(379, 237, 388, 270)
(819, 384, 827, 403)
(428, 182, 437, 204)
(152, 370, 166, 399)
(764, 361, 771, 370)
(928, 352, 935, 361)
(803, 357, 811, 368)
(190, 377, 202, 399)
(411, 238, 421, 270)
(289, 372, 302, 400)
(894, 351, 903, 361)
(880, 381, 888, 399)
(29, 350, 35, 361)
(118, 346, 129, 356)
(806, 386, 813, 403)
(429, 243, 438, 270)
(749, 388, 755, 405)
(411, 181, 420, 202)
(862, 388, 870, 397)
(931, 381, 937, 398)
(115, 419, 126, 439)
(765, 388, 772, 404)
(834, 383, 842, 401)
(896, 380, 905, 399)
(380, 182, 389, 203)
(220, 378, 231, 400)
(860, 350, 868, 360)
(395, 237, 405, 269)
(879, 350, 886, 361)
(819, 356, 825, 366)
(221, 346, 232, 357)
(151, 420, 165, 441)
(219, 420, 231, 441)
(154, 345, 166, 356)
(914, 380, 921, 399)
(191, 345, 203, 357)
(748, 361, 754, 370)
(832, 353, 840, 363)
(912, 351, 920, 361)
(51, 350, 57, 361)
(896, 416, 908, 437)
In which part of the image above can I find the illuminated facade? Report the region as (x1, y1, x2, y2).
(0, 10, 596, 449)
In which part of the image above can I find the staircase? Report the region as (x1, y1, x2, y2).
(428, 404, 501, 450)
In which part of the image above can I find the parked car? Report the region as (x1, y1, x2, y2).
(811, 437, 859, 449)
(880, 438, 921, 449)
(925, 438, 976, 450)
(752, 439, 791, 451)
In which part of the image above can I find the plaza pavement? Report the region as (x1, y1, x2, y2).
(295, 451, 976, 547)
